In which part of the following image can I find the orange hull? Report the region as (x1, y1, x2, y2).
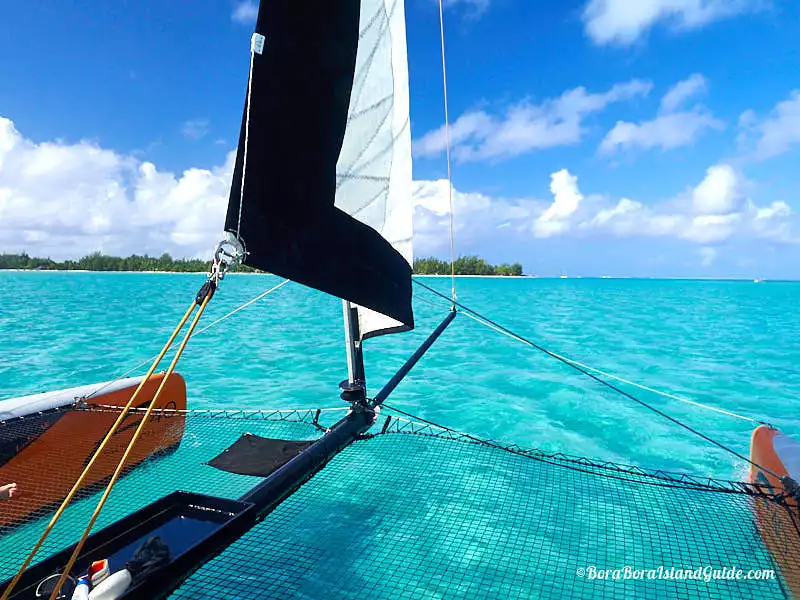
(749, 425, 800, 597)
(0, 374, 186, 530)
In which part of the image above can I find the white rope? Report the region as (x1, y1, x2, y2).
(437, 0, 457, 302)
(236, 42, 258, 237)
(77, 279, 291, 401)
(458, 309, 761, 424)
(193, 279, 289, 336)
(89, 405, 347, 415)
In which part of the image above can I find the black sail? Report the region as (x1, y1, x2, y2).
(224, 0, 413, 329)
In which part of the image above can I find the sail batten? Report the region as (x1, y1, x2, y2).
(224, 0, 414, 330)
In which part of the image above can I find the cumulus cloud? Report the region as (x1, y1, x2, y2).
(581, 164, 795, 244)
(691, 164, 742, 215)
(412, 179, 545, 253)
(0, 117, 233, 260)
(739, 91, 800, 160)
(414, 162, 796, 252)
(600, 74, 723, 154)
(583, 0, 760, 46)
(534, 170, 584, 238)
(414, 79, 652, 163)
(231, 1, 258, 25)
(0, 117, 794, 266)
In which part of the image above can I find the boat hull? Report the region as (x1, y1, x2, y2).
(0, 374, 186, 530)
(749, 425, 800, 596)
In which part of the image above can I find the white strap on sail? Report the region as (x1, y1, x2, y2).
(334, 0, 413, 339)
(236, 33, 265, 238)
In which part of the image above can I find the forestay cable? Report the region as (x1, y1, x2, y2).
(412, 278, 780, 479)
(462, 310, 761, 425)
(52, 279, 289, 404)
(437, 0, 457, 302)
(413, 278, 764, 425)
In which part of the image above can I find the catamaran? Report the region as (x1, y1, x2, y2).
(2, 0, 800, 598)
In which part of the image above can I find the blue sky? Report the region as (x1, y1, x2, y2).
(1, 0, 800, 277)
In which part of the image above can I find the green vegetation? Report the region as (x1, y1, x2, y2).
(1, 252, 523, 276)
(414, 256, 523, 276)
(0, 252, 260, 272)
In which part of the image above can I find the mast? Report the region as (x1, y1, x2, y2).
(340, 301, 366, 404)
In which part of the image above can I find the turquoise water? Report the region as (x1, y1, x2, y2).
(2, 271, 800, 480)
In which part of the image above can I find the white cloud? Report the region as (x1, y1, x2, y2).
(412, 179, 545, 253)
(414, 79, 652, 163)
(582, 164, 794, 244)
(414, 163, 796, 254)
(0, 117, 233, 260)
(740, 91, 800, 160)
(692, 164, 742, 214)
(534, 170, 584, 238)
(661, 73, 707, 112)
(0, 117, 794, 266)
(600, 110, 723, 154)
(588, 197, 644, 228)
(583, 0, 760, 46)
(412, 112, 493, 159)
(600, 74, 722, 154)
(181, 119, 210, 140)
(231, 1, 258, 25)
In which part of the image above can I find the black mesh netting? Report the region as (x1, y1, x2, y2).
(0, 407, 328, 578)
(2, 409, 799, 599)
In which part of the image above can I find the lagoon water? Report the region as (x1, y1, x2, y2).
(2, 271, 799, 480)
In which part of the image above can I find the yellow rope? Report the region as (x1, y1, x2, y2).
(0, 300, 197, 600)
(47, 291, 213, 600)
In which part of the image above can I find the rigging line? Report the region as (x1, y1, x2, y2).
(236, 36, 258, 238)
(437, 0, 457, 302)
(413, 277, 763, 424)
(80, 279, 291, 401)
(460, 310, 762, 425)
(89, 405, 347, 415)
(47, 290, 214, 600)
(381, 408, 747, 494)
(0, 299, 198, 600)
(411, 278, 782, 480)
(3, 278, 289, 407)
(193, 279, 289, 337)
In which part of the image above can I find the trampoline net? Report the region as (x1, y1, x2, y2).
(2, 408, 799, 599)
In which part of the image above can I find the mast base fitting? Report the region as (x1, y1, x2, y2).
(339, 379, 367, 405)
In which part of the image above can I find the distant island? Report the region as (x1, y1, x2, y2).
(414, 256, 523, 276)
(0, 252, 259, 273)
(0, 252, 524, 276)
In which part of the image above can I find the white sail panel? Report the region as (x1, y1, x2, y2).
(335, 0, 413, 339)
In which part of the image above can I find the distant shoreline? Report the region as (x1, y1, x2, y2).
(0, 269, 271, 275)
(414, 274, 531, 279)
(1, 271, 793, 282)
